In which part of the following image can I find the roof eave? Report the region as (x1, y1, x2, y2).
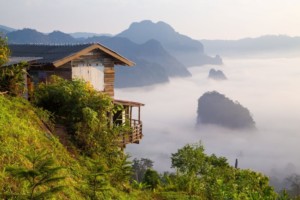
(53, 43, 135, 67)
(114, 99, 145, 107)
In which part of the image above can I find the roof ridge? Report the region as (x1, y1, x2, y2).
(8, 43, 96, 46)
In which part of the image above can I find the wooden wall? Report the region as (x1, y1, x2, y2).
(53, 62, 72, 80)
(28, 49, 117, 98)
(103, 58, 115, 97)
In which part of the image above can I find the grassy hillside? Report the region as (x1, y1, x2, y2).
(0, 95, 85, 199)
(0, 94, 154, 200)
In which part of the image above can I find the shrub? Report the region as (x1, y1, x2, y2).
(33, 75, 117, 156)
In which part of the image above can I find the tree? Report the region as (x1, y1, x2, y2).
(79, 158, 111, 200)
(132, 158, 154, 182)
(0, 36, 27, 96)
(0, 62, 28, 96)
(110, 154, 133, 190)
(0, 36, 10, 66)
(171, 142, 208, 196)
(171, 142, 207, 176)
(33, 76, 119, 156)
(143, 169, 160, 190)
(170, 141, 277, 199)
(286, 173, 300, 197)
(5, 150, 65, 199)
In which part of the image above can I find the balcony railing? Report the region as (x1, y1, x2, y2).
(118, 119, 143, 147)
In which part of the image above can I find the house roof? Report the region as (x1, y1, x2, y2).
(8, 43, 135, 67)
(114, 99, 145, 107)
(5, 57, 42, 66)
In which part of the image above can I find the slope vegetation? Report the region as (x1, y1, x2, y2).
(0, 95, 83, 199)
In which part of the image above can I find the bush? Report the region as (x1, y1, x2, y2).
(143, 169, 160, 190)
(0, 62, 28, 96)
(33, 75, 117, 156)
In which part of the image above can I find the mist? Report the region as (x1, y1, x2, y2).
(115, 57, 300, 185)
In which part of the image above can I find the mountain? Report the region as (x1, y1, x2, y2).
(48, 31, 76, 43)
(201, 35, 300, 57)
(197, 91, 256, 130)
(0, 24, 16, 34)
(84, 36, 191, 87)
(6, 29, 76, 44)
(117, 20, 222, 67)
(6, 28, 49, 43)
(135, 39, 191, 77)
(69, 32, 112, 39)
(208, 69, 227, 80)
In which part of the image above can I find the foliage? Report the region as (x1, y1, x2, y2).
(0, 94, 138, 199)
(277, 190, 291, 200)
(155, 192, 203, 200)
(0, 95, 83, 199)
(33, 75, 122, 157)
(132, 158, 154, 182)
(78, 158, 111, 200)
(0, 35, 10, 66)
(33, 76, 135, 195)
(170, 142, 278, 199)
(159, 172, 177, 191)
(143, 169, 160, 190)
(0, 36, 28, 96)
(110, 154, 133, 190)
(285, 174, 300, 198)
(131, 180, 149, 190)
(0, 62, 28, 96)
(5, 150, 65, 199)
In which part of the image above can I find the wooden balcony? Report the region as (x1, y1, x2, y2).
(118, 119, 143, 148)
(113, 99, 144, 148)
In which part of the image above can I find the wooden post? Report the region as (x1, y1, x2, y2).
(138, 106, 141, 122)
(129, 106, 132, 125)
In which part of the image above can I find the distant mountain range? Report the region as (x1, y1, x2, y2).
(69, 32, 113, 39)
(117, 20, 222, 66)
(201, 35, 300, 57)
(1, 20, 223, 87)
(5, 29, 77, 44)
(2, 21, 300, 87)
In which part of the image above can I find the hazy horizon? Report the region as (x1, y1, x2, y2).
(2, 22, 300, 42)
(1, 0, 300, 40)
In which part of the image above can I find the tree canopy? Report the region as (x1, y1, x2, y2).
(0, 36, 10, 66)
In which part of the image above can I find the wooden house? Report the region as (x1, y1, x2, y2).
(8, 43, 144, 147)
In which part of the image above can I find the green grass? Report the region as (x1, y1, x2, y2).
(0, 95, 85, 199)
(0, 95, 160, 199)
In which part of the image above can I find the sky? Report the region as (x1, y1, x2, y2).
(0, 0, 300, 39)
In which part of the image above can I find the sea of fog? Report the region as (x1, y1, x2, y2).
(115, 57, 300, 182)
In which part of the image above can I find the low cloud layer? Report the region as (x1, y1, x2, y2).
(116, 57, 300, 181)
